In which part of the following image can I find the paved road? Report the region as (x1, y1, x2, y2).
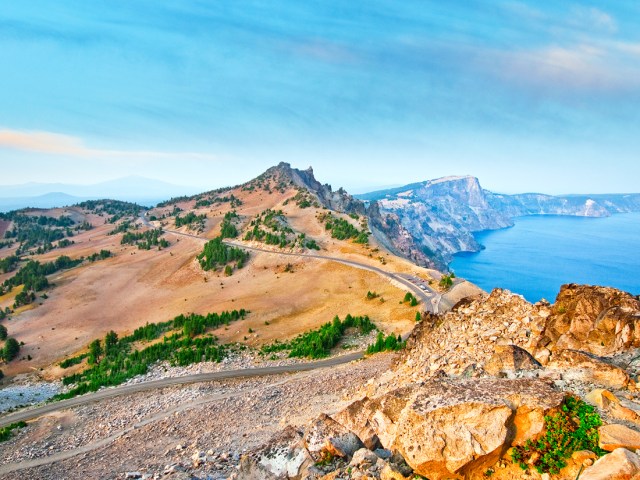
(0, 212, 439, 455)
(0, 352, 362, 429)
(141, 213, 443, 313)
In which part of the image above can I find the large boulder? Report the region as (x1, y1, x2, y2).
(540, 284, 640, 356)
(335, 378, 563, 480)
(234, 426, 312, 479)
(303, 413, 364, 460)
(586, 389, 640, 426)
(547, 350, 631, 389)
(333, 387, 414, 451)
(483, 344, 541, 377)
(599, 424, 640, 452)
(580, 448, 640, 480)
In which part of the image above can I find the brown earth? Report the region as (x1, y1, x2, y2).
(0, 220, 10, 238)
(1, 178, 441, 379)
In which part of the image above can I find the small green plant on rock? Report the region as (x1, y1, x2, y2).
(314, 450, 335, 467)
(510, 396, 605, 475)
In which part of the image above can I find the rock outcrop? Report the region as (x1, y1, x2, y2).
(580, 448, 640, 480)
(303, 414, 364, 460)
(235, 285, 640, 480)
(599, 424, 640, 452)
(263, 162, 366, 215)
(260, 162, 436, 268)
(235, 426, 312, 480)
(546, 349, 631, 390)
(349, 378, 563, 479)
(535, 284, 640, 356)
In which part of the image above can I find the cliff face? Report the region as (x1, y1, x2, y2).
(263, 163, 435, 267)
(486, 192, 623, 217)
(359, 177, 640, 267)
(264, 162, 366, 215)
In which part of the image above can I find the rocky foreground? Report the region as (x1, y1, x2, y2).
(237, 284, 640, 480)
(2, 284, 640, 480)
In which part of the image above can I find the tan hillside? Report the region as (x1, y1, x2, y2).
(0, 164, 477, 379)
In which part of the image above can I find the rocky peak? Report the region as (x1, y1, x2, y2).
(259, 162, 366, 215)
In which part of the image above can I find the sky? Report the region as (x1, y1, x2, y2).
(1, 1, 639, 195)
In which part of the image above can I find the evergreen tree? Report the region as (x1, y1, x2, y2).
(88, 339, 102, 365)
(2, 338, 20, 361)
(104, 331, 118, 356)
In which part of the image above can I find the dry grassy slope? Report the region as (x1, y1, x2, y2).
(0, 168, 455, 379)
(0, 220, 11, 238)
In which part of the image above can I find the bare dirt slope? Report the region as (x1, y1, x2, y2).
(0, 166, 461, 379)
(0, 354, 395, 480)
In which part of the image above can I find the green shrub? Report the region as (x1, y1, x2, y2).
(2, 338, 20, 361)
(261, 314, 376, 359)
(59, 353, 88, 368)
(510, 396, 605, 474)
(305, 239, 320, 250)
(121, 229, 168, 250)
(0, 421, 27, 442)
(55, 309, 247, 400)
(439, 274, 454, 288)
(175, 212, 206, 228)
(321, 214, 368, 244)
(220, 211, 239, 239)
(403, 292, 419, 306)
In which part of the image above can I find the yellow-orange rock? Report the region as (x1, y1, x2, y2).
(335, 378, 563, 480)
(483, 344, 541, 376)
(599, 424, 640, 452)
(548, 349, 630, 389)
(580, 448, 640, 480)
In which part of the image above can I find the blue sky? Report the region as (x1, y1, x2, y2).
(1, 1, 639, 194)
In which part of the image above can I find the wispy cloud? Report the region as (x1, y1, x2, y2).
(572, 7, 617, 33)
(0, 128, 217, 160)
(488, 42, 640, 93)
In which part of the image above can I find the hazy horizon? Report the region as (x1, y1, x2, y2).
(2, 168, 640, 203)
(2, 2, 640, 195)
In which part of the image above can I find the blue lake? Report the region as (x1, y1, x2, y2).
(450, 213, 640, 303)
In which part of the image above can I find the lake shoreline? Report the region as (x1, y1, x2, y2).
(450, 212, 640, 303)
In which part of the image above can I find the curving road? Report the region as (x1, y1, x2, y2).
(141, 213, 443, 313)
(0, 352, 362, 429)
(0, 211, 444, 451)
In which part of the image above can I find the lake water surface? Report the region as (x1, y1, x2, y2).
(450, 213, 640, 303)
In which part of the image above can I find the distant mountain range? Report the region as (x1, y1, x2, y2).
(0, 176, 202, 212)
(357, 176, 640, 268)
(3, 168, 639, 270)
